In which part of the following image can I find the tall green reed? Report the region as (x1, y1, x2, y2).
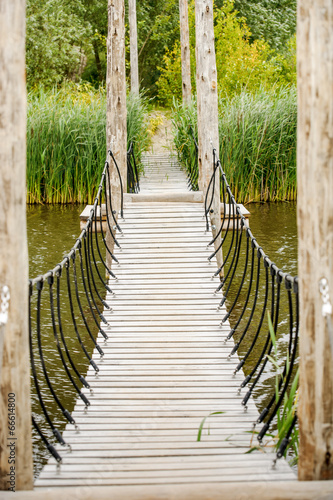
(27, 84, 149, 204)
(172, 87, 297, 203)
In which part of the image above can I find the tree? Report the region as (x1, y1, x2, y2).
(26, 0, 91, 88)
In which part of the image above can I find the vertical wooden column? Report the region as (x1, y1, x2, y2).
(179, 0, 192, 104)
(195, 0, 221, 266)
(0, 0, 33, 490)
(106, 0, 127, 268)
(129, 0, 139, 95)
(297, 0, 333, 481)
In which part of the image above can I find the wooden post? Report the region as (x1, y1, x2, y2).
(195, 0, 221, 266)
(179, 0, 192, 104)
(106, 0, 127, 269)
(297, 0, 333, 481)
(0, 0, 33, 490)
(129, 0, 139, 94)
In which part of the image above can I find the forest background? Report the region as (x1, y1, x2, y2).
(26, 0, 298, 204)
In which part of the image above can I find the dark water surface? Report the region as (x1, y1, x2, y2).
(27, 202, 298, 476)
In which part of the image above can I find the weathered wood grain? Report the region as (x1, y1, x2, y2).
(297, 0, 333, 481)
(0, 0, 33, 490)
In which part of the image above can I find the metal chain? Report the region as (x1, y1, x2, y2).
(0, 285, 10, 326)
(319, 278, 333, 356)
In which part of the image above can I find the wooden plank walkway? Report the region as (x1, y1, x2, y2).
(36, 153, 295, 487)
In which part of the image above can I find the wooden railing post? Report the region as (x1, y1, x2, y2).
(0, 0, 33, 490)
(106, 0, 127, 270)
(195, 0, 221, 267)
(179, 0, 192, 104)
(297, 0, 333, 481)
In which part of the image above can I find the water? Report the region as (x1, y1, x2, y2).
(27, 201, 298, 476)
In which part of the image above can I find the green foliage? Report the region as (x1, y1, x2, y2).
(233, 0, 297, 52)
(27, 83, 149, 204)
(26, 0, 92, 89)
(172, 87, 297, 202)
(156, 1, 296, 105)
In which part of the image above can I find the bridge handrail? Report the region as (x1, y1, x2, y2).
(204, 143, 299, 463)
(29, 147, 124, 464)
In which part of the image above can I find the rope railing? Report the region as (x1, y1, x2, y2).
(127, 142, 140, 194)
(204, 147, 299, 463)
(184, 126, 199, 192)
(29, 147, 124, 464)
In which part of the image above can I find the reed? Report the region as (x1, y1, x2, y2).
(27, 84, 149, 204)
(172, 87, 297, 203)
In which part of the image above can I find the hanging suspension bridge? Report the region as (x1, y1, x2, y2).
(29, 143, 299, 488)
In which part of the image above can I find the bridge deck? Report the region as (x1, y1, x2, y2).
(36, 154, 295, 487)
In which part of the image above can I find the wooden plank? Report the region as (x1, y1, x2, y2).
(38, 155, 292, 488)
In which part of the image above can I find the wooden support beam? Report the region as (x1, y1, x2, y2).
(179, 0, 192, 104)
(194, 0, 221, 267)
(129, 0, 139, 94)
(106, 0, 127, 269)
(0, 0, 33, 490)
(297, 0, 333, 481)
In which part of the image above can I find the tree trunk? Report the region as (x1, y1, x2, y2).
(92, 39, 103, 82)
(195, 0, 221, 267)
(106, 0, 127, 270)
(297, 0, 333, 481)
(0, 0, 33, 490)
(129, 0, 139, 94)
(179, 0, 192, 104)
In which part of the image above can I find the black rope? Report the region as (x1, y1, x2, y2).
(29, 281, 66, 445)
(65, 259, 99, 372)
(108, 149, 124, 219)
(71, 249, 105, 354)
(48, 273, 90, 407)
(86, 221, 113, 307)
(35, 279, 75, 425)
(32, 416, 62, 464)
(55, 268, 90, 389)
(240, 262, 275, 392)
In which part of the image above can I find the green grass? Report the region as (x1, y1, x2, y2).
(172, 87, 297, 203)
(27, 84, 149, 204)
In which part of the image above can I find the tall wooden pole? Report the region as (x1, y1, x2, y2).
(106, 0, 127, 268)
(179, 0, 192, 104)
(195, 0, 221, 266)
(129, 0, 139, 94)
(297, 0, 333, 481)
(0, 0, 33, 490)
